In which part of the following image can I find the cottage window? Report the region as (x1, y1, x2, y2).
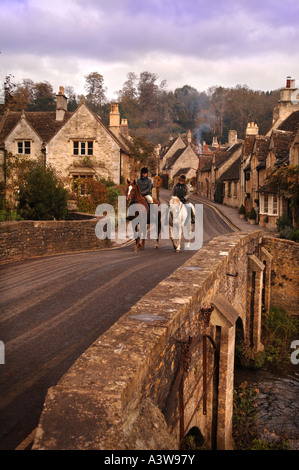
(73, 140, 93, 156)
(17, 140, 31, 154)
(260, 193, 278, 216)
(272, 194, 278, 215)
(72, 174, 94, 195)
(263, 194, 268, 213)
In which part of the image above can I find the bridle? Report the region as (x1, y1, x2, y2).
(126, 183, 144, 205)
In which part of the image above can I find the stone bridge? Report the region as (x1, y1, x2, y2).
(33, 230, 272, 450)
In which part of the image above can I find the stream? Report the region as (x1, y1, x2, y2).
(234, 363, 299, 449)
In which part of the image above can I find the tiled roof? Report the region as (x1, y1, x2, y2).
(0, 106, 130, 154)
(271, 130, 294, 166)
(219, 157, 241, 181)
(242, 135, 255, 157)
(0, 111, 73, 145)
(214, 142, 242, 168)
(163, 148, 185, 170)
(254, 136, 270, 162)
(278, 110, 299, 132)
(198, 155, 212, 172)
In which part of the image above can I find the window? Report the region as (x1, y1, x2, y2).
(17, 140, 31, 154)
(72, 174, 94, 195)
(234, 181, 237, 197)
(264, 194, 268, 213)
(273, 194, 278, 215)
(260, 193, 279, 216)
(73, 140, 93, 156)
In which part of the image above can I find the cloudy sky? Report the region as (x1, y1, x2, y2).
(1, 0, 299, 100)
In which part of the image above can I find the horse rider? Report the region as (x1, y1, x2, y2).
(137, 167, 154, 205)
(172, 174, 195, 224)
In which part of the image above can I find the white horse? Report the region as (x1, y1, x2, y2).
(168, 196, 194, 252)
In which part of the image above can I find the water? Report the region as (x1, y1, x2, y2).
(234, 364, 299, 449)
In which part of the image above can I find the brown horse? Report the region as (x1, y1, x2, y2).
(126, 179, 161, 251)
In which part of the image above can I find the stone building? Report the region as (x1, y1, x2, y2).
(242, 78, 299, 229)
(195, 77, 299, 229)
(0, 88, 131, 194)
(258, 111, 299, 228)
(197, 130, 243, 203)
(160, 131, 199, 183)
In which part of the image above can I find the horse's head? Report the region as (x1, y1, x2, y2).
(126, 179, 139, 205)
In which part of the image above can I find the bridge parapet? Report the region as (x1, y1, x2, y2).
(33, 231, 270, 450)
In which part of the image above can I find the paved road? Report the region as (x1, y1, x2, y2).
(0, 195, 234, 450)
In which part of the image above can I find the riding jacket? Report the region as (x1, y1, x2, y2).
(172, 182, 190, 203)
(137, 176, 152, 197)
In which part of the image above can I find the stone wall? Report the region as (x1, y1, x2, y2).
(33, 231, 266, 451)
(262, 236, 299, 315)
(0, 219, 110, 265)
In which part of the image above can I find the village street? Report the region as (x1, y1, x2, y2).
(0, 195, 234, 450)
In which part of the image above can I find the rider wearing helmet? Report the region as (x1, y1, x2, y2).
(137, 167, 153, 204)
(172, 174, 195, 224)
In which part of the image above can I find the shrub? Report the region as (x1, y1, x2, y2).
(235, 342, 265, 369)
(276, 213, 292, 232)
(239, 204, 246, 214)
(289, 228, 299, 242)
(107, 186, 123, 205)
(17, 160, 68, 220)
(262, 307, 299, 364)
(214, 179, 224, 204)
(75, 178, 110, 214)
(279, 226, 293, 239)
(247, 207, 257, 219)
(233, 381, 259, 450)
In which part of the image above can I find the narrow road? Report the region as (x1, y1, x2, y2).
(0, 195, 234, 450)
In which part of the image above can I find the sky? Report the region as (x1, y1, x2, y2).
(1, 0, 299, 100)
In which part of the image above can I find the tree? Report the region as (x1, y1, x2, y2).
(118, 72, 138, 100)
(137, 71, 167, 128)
(118, 72, 139, 129)
(84, 72, 107, 112)
(172, 85, 206, 132)
(16, 159, 68, 220)
(65, 86, 80, 111)
(126, 136, 157, 178)
(27, 81, 56, 111)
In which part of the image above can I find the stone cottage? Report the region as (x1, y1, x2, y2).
(0, 88, 131, 194)
(160, 131, 199, 184)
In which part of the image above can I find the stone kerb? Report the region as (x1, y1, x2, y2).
(33, 231, 263, 451)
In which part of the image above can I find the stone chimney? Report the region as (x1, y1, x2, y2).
(120, 118, 128, 136)
(187, 129, 192, 145)
(228, 130, 237, 146)
(278, 76, 299, 120)
(56, 86, 68, 121)
(109, 103, 120, 136)
(246, 122, 259, 136)
(212, 136, 218, 147)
